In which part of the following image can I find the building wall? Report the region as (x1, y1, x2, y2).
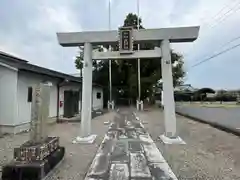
(59, 85, 104, 115)
(0, 65, 18, 126)
(92, 87, 103, 110)
(16, 71, 59, 126)
(59, 85, 81, 117)
(49, 85, 58, 117)
(0, 65, 103, 134)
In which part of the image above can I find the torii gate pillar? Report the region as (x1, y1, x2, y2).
(80, 42, 93, 138)
(161, 39, 176, 138)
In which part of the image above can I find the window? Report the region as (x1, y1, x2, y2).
(96, 92, 101, 99)
(27, 87, 32, 102)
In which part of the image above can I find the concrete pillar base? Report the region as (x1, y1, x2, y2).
(72, 134, 97, 144)
(159, 134, 186, 145)
(103, 121, 110, 125)
(136, 100, 143, 111)
(108, 101, 115, 110)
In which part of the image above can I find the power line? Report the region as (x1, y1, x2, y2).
(200, 3, 240, 38)
(207, 1, 240, 29)
(224, 35, 240, 45)
(191, 42, 240, 68)
(202, 0, 237, 25)
(184, 1, 240, 76)
(185, 0, 240, 58)
(203, 0, 240, 27)
(192, 34, 240, 64)
(185, 32, 240, 60)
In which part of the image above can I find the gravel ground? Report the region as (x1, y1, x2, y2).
(0, 111, 115, 180)
(138, 108, 240, 180)
(1, 108, 240, 180)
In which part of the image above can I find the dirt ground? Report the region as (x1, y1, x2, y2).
(0, 112, 115, 180)
(138, 108, 240, 180)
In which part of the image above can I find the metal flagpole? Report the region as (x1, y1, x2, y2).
(137, 0, 141, 101)
(109, 0, 112, 104)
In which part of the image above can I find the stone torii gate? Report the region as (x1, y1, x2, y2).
(57, 26, 199, 144)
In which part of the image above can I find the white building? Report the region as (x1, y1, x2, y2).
(0, 51, 103, 134)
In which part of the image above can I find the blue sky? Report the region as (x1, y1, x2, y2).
(0, 0, 240, 90)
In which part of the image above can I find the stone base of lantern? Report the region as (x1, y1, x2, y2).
(2, 137, 65, 180)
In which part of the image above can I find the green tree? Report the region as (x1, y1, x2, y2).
(75, 47, 84, 77)
(75, 45, 103, 77)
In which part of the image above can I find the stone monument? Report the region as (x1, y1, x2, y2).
(2, 82, 65, 180)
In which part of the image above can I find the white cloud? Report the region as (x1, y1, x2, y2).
(34, 5, 82, 32)
(0, 0, 240, 88)
(0, 0, 82, 73)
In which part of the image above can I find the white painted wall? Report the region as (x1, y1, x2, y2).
(49, 85, 58, 117)
(92, 87, 103, 110)
(0, 64, 103, 133)
(0, 65, 18, 125)
(17, 72, 58, 125)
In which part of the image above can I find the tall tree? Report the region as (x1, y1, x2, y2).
(75, 47, 84, 77)
(75, 13, 185, 105)
(75, 45, 103, 77)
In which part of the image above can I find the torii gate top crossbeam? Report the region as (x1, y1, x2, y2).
(57, 26, 200, 47)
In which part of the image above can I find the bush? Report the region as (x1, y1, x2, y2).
(174, 92, 237, 102)
(174, 93, 192, 101)
(215, 94, 236, 102)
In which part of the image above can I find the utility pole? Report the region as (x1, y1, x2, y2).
(108, 0, 113, 110)
(137, 0, 140, 101)
(136, 0, 143, 110)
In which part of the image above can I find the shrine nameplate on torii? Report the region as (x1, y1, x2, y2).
(119, 26, 134, 54)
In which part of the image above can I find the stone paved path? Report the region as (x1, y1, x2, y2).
(84, 109, 177, 180)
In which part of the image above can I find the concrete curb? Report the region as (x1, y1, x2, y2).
(133, 112, 178, 180)
(176, 111, 240, 137)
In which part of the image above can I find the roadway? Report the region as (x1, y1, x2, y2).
(175, 104, 240, 134)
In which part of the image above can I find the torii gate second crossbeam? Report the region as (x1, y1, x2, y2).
(56, 26, 200, 144)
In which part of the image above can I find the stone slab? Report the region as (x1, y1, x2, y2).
(130, 153, 152, 179)
(142, 143, 166, 163)
(148, 163, 178, 180)
(87, 153, 110, 178)
(109, 163, 129, 180)
(111, 141, 129, 163)
(128, 141, 143, 153)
